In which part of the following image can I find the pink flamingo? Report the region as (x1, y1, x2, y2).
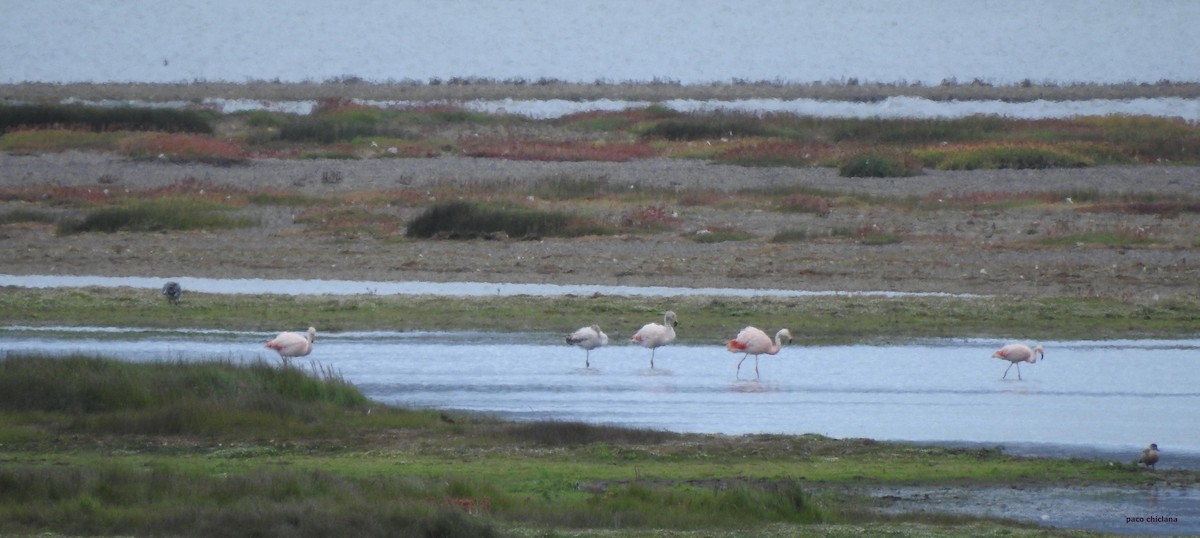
(727, 327, 792, 379)
(265, 326, 316, 365)
(991, 343, 1044, 380)
(630, 311, 677, 369)
(566, 325, 608, 368)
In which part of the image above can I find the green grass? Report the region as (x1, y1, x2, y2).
(838, 152, 923, 177)
(4, 287, 1199, 343)
(920, 144, 1093, 170)
(0, 104, 212, 134)
(57, 198, 255, 234)
(405, 200, 608, 239)
(0, 208, 58, 225)
(0, 128, 123, 152)
(0, 354, 1180, 537)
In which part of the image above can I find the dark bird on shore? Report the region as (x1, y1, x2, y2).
(162, 281, 182, 305)
(566, 325, 608, 368)
(1138, 443, 1160, 469)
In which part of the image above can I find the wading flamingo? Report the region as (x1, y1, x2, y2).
(991, 343, 1044, 380)
(727, 327, 792, 379)
(265, 326, 316, 365)
(161, 281, 182, 305)
(566, 325, 608, 368)
(630, 311, 677, 369)
(1138, 443, 1160, 469)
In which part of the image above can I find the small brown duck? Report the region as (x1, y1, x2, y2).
(1138, 443, 1160, 469)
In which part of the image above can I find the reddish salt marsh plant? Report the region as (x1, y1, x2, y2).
(117, 133, 248, 165)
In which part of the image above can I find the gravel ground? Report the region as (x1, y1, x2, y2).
(2, 151, 1199, 299)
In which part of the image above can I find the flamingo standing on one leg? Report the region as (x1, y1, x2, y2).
(630, 311, 677, 369)
(727, 327, 792, 380)
(991, 343, 1044, 380)
(1138, 443, 1160, 470)
(265, 326, 316, 365)
(566, 324, 608, 368)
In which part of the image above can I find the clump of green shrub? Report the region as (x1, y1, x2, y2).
(838, 152, 922, 177)
(406, 200, 601, 239)
(58, 198, 254, 234)
(0, 104, 212, 134)
(921, 144, 1092, 170)
(639, 112, 772, 140)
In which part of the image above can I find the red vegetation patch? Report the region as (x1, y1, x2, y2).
(118, 133, 247, 164)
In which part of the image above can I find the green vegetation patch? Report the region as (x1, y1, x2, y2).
(405, 200, 607, 239)
(921, 144, 1092, 170)
(838, 152, 923, 177)
(0, 103, 212, 134)
(57, 198, 255, 234)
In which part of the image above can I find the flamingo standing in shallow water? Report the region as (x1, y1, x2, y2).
(630, 311, 677, 369)
(566, 325, 608, 368)
(991, 343, 1044, 380)
(265, 326, 316, 365)
(727, 327, 792, 379)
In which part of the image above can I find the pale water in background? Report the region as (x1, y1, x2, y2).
(2, 1, 1197, 86)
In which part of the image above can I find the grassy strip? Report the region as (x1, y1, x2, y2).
(1, 287, 1196, 342)
(0, 103, 212, 134)
(0, 355, 1175, 537)
(57, 198, 255, 234)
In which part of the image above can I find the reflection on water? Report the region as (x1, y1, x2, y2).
(3, 327, 1198, 469)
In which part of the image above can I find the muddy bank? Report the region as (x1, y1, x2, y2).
(2, 152, 1199, 299)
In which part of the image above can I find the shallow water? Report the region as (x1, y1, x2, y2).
(3, 327, 1196, 467)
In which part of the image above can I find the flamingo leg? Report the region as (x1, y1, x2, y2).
(1002, 362, 1013, 379)
(585, 350, 590, 369)
(736, 354, 748, 379)
(1016, 363, 1023, 380)
(649, 348, 656, 369)
(754, 356, 760, 379)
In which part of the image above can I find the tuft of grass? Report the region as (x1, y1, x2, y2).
(0, 355, 369, 437)
(405, 200, 603, 239)
(57, 198, 254, 234)
(0, 208, 59, 226)
(638, 112, 772, 140)
(0, 128, 123, 152)
(1039, 230, 1160, 247)
(838, 152, 923, 177)
(0, 104, 212, 134)
(920, 143, 1092, 170)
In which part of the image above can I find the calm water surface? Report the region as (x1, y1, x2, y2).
(3, 327, 1196, 467)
